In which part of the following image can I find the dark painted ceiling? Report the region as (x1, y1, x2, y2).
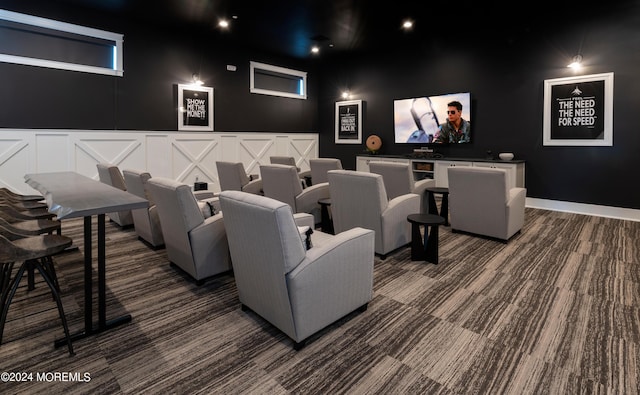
(4, 0, 639, 59)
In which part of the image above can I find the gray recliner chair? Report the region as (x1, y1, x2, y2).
(96, 163, 134, 227)
(219, 190, 374, 350)
(309, 158, 343, 185)
(327, 170, 420, 259)
(368, 161, 434, 213)
(448, 167, 526, 241)
(270, 156, 311, 182)
(122, 169, 165, 248)
(260, 164, 329, 225)
(215, 161, 262, 195)
(146, 177, 231, 284)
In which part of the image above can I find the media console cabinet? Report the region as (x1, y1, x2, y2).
(356, 155, 525, 191)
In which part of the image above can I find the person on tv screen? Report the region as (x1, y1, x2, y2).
(434, 101, 470, 143)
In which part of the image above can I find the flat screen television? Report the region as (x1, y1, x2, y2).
(394, 92, 471, 144)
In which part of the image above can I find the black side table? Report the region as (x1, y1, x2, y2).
(317, 198, 333, 234)
(407, 213, 445, 264)
(425, 187, 450, 226)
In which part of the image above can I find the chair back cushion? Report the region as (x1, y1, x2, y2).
(260, 164, 303, 210)
(310, 158, 342, 184)
(147, 177, 204, 263)
(123, 169, 164, 247)
(327, 170, 387, 247)
(97, 163, 127, 191)
(270, 156, 300, 172)
(219, 190, 305, 336)
(216, 161, 250, 191)
(96, 163, 133, 226)
(369, 162, 413, 200)
(122, 169, 152, 201)
(448, 167, 509, 237)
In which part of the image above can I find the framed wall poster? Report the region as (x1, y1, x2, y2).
(543, 72, 613, 146)
(335, 100, 362, 144)
(178, 84, 214, 131)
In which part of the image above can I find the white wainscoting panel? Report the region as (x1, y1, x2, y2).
(0, 130, 318, 194)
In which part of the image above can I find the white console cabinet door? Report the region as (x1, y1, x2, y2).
(356, 156, 410, 172)
(434, 160, 472, 187)
(472, 162, 525, 191)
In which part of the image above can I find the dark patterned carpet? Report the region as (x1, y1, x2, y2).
(2, 208, 639, 394)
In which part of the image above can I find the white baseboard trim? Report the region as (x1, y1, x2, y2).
(526, 197, 640, 222)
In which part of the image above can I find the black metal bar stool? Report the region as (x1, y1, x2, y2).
(0, 230, 75, 356)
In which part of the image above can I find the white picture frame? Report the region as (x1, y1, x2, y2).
(335, 100, 363, 144)
(178, 84, 214, 131)
(543, 72, 613, 146)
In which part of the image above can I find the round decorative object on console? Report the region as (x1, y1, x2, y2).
(366, 135, 382, 153)
(498, 152, 514, 161)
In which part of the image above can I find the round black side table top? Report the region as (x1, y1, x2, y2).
(424, 187, 450, 195)
(407, 213, 445, 226)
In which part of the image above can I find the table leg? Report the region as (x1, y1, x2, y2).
(55, 214, 131, 348)
(83, 216, 93, 333)
(424, 224, 440, 264)
(428, 191, 438, 215)
(320, 204, 334, 234)
(441, 194, 449, 226)
(97, 214, 131, 331)
(410, 222, 423, 261)
(98, 214, 106, 327)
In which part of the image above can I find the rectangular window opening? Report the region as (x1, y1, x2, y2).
(0, 9, 124, 76)
(250, 61, 306, 100)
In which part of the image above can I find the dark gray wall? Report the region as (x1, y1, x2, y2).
(316, 5, 640, 209)
(0, 1, 318, 132)
(2, 1, 640, 209)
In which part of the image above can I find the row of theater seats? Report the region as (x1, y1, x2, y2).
(96, 157, 338, 249)
(93, 159, 343, 281)
(217, 158, 343, 223)
(215, 159, 433, 258)
(100, 158, 431, 281)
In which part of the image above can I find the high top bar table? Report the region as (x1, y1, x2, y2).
(25, 171, 148, 348)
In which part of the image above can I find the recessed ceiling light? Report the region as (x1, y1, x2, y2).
(311, 46, 320, 54)
(219, 19, 229, 28)
(402, 19, 413, 30)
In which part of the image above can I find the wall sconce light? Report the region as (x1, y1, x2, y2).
(567, 54, 583, 69)
(192, 73, 204, 86)
(341, 91, 351, 99)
